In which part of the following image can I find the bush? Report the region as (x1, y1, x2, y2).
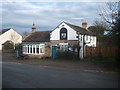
(2, 41, 14, 51)
(15, 43, 22, 50)
(56, 51, 77, 60)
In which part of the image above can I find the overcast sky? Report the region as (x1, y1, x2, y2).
(1, 0, 117, 34)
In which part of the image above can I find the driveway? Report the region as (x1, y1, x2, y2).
(2, 61, 118, 88)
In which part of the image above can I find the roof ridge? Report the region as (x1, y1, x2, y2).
(2, 28, 12, 30)
(1, 28, 12, 34)
(64, 21, 87, 31)
(35, 30, 52, 32)
(64, 22, 85, 29)
(64, 21, 95, 36)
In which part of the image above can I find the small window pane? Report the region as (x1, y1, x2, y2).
(60, 45, 68, 51)
(36, 45, 39, 54)
(30, 45, 32, 53)
(60, 28, 67, 40)
(40, 45, 45, 53)
(24, 46, 27, 53)
(28, 45, 29, 53)
(33, 46, 35, 54)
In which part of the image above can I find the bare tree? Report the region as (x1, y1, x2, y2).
(22, 31, 29, 39)
(95, 1, 120, 46)
(99, 1, 119, 30)
(88, 20, 107, 46)
(93, 20, 107, 36)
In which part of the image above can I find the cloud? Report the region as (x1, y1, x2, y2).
(2, 0, 119, 2)
(1, 1, 104, 34)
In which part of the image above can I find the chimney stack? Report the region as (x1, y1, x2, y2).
(32, 23, 36, 32)
(82, 21, 87, 29)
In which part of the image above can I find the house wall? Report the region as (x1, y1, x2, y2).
(22, 42, 51, 58)
(0, 28, 22, 50)
(50, 22, 78, 40)
(51, 40, 78, 46)
(44, 42, 51, 57)
(79, 34, 96, 59)
(50, 22, 96, 59)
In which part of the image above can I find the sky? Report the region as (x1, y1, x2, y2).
(0, 0, 118, 34)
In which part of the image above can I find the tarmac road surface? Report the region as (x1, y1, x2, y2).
(2, 61, 118, 88)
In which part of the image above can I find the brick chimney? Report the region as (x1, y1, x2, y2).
(32, 23, 36, 32)
(82, 21, 87, 29)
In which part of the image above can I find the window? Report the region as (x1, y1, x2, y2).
(25, 46, 27, 53)
(59, 43, 68, 52)
(23, 45, 26, 53)
(23, 45, 29, 54)
(36, 45, 39, 54)
(60, 45, 68, 51)
(81, 35, 82, 41)
(33, 45, 35, 54)
(28, 45, 29, 53)
(60, 28, 67, 40)
(93, 37, 95, 41)
(90, 36, 92, 41)
(40, 45, 45, 53)
(30, 45, 32, 53)
(23, 44, 45, 54)
(86, 35, 88, 41)
(61, 33, 66, 39)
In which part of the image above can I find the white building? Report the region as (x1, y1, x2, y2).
(50, 21, 96, 59)
(0, 28, 22, 50)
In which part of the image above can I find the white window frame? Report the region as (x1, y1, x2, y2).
(39, 44, 45, 54)
(59, 43, 68, 52)
(23, 44, 45, 55)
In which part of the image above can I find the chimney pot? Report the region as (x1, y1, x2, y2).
(82, 21, 87, 29)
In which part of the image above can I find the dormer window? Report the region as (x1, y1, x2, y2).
(60, 28, 67, 40)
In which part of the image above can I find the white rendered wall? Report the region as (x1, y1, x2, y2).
(79, 34, 97, 59)
(85, 36, 96, 47)
(79, 34, 84, 59)
(0, 28, 22, 50)
(50, 22, 78, 40)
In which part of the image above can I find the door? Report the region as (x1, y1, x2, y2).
(52, 46, 56, 59)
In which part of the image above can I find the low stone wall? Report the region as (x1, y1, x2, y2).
(44, 42, 51, 57)
(26, 54, 45, 58)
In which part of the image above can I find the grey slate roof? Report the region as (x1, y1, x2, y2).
(23, 31, 52, 42)
(1, 28, 11, 34)
(64, 22, 95, 36)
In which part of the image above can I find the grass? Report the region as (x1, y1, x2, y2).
(80, 58, 116, 63)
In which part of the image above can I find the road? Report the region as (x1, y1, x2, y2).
(2, 61, 118, 88)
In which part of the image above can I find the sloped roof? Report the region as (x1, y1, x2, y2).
(64, 22, 95, 36)
(1, 28, 11, 34)
(23, 31, 52, 42)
